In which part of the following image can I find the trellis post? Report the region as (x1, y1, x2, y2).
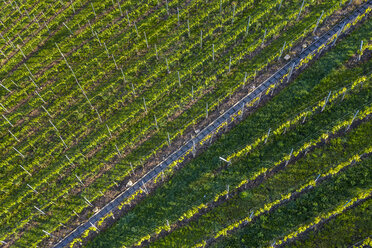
(264, 128, 271, 144)
(346, 110, 359, 131)
(321, 91, 331, 112)
(313, 10, 324, 34)
(285, 148, 294, 166)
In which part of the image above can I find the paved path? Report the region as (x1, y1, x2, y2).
(54, 2, 372, 247)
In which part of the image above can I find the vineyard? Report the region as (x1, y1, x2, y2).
(0, 0, 371, 247)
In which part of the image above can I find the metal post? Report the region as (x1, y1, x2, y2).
(34, 206, 46, 215)
(321, 91, 331, 112)
(177, 71, 181, 87)
(155, 44, 159, 60)
(212, 44, 215, 61)
(167, 132, 171, 146)
(358, 40, 363, 61)
(262, 29, 267, 46)
(313, 10, 324, 34)
(177, 7, 180, 25)
(166, 58, 170, 73)
(285, 148, 293, 166)
(91, 2, 96, 17)
(187, 19, 190, 37)
(143, 97, 148, 113)
(192, 140, 196, 157)
(228, 56, 232, 73)
(154, 115, 158, 129)
(278, 41, 286, 60)
(346, 110, 359, 131)
(106, 124, 112, 138)
(144, 32, 149, 48)
(297, 0, 305, 20)
(206, 102, 208, 118)
(27, 183, 38, 193)
(287, 62, 295, 83)
(246, 16, 250, 34)
(117, 0, 123, 16)
(134, 22, 139, 37)
(264, 128, 271, 144)
(115, 144, 122, 157)
(75, 174, 85, 186)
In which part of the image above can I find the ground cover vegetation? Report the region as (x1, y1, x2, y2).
(0, 0, 370, 247)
